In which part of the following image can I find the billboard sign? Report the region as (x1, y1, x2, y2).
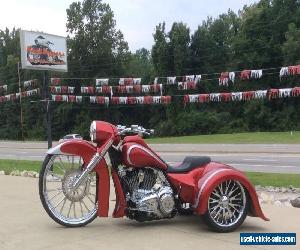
(20, 30, 68, 72)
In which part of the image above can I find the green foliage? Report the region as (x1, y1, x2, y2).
(66, 0, 130, 77)
(0, 159, 41, 174)
(152, 23, 169, 76)
(282, 23, 300, 64)
(245, 171, 300, 188)
(1, 0, 300, 140)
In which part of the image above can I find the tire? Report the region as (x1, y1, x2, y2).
(203, 180, 249, 232)
(39, 154, 98, 227)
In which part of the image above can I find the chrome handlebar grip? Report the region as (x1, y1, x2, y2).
(116, 125, 154, 136)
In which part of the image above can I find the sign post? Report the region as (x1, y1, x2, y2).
(20, 30, 68, 148)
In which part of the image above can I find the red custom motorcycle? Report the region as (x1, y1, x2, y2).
(39, 121, 268, 232)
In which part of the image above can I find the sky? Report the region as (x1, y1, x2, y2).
(0, 0, 257, 52)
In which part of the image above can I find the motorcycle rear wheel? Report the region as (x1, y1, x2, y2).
(203, 180, 249, 232)
(39, 154, 98, 227)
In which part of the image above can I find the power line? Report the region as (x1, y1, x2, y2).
(49, 67, 285, 85)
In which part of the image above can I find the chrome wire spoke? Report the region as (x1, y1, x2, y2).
(67, 202, 73, 217)
(229, 203, 240, 213)
(47, 172, 63, 180)
(208, 180, 246, 227)
(228, 185, 239, 197)
(73, 202, 76, 218)
(230, 196, 242, 201)
(53, 196, 66, 209)
(87, 194, 95, 205)
(81, 199, 90, 211)
(60, 198, 67, 214)
(57, 156, 67, 173)
(227, 181, 236, 195)
(213, 207, 222, 219)
(209, 204, 220, 214)
(218, 184, 224, 195)
(212, 191, 221, 198)
(209, 197, 219, 203)
(42, 154, 97, 225)
(224, 180, 230, 194)
(48, 190, 63, 201)
(79, 200, 84, 217)
(47, 187, 63, 192)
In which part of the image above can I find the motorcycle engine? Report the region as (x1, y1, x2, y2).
(118, 166, 176, 222)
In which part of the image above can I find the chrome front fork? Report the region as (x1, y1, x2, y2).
(72, 139, 113, 189)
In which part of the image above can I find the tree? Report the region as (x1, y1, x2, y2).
(1, 0, 300, 140)
(66, 0, 129, 77)
(282, 23, 300, 65)
(191, 10, 239, 74)
(126, 48, 154, 83)
(168, 22, 190, 75)
(152, 23, 169, 76)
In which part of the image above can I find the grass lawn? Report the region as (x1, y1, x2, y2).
(0, 159, 42, 174)
(0, 159, 299, 187)
(146, 131, 300, 144)
(245, 172, 300, 188)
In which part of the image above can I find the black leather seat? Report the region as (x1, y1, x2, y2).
(167, 156, 211, 173)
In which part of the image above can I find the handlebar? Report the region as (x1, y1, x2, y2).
(116, 125, 154, 136)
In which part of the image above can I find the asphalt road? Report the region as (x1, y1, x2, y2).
(0, 175, 299, 250)
(0, 141, 299, 173)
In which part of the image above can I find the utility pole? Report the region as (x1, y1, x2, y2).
(18, 62, 24, 141)
(43, 71, 52, 149)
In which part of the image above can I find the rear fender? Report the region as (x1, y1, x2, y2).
(46, 140, 110, 217)
(193, 167, 269, 221)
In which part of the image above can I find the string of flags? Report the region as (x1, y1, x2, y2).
(0, 88, 40, 103)
(49, 64, 300, 93)
(49, 87, 300, 106)
(2, 63, 300, 106)
(279, 65, 300, 79)
(183, 87, 300, 105)
(51, 94, 172, 105)
(23, 79, 38, 89)
(0, 79, 40, 104)
(50, 86, 75, 94)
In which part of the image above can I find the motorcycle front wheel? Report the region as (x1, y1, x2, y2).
(39, 154, 98, 227)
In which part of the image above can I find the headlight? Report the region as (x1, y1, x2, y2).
(90, 121, 97, 141)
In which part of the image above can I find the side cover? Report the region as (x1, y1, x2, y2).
(47, 140, 110, 217)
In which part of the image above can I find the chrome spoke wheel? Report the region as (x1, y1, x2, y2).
(207, 180, 246, 228)
(40, 155, 98, 227)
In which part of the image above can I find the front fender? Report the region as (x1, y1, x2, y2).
(47, 140, 97, 164)
(194, 167, 269, 221)
(46, 140, 110, 217)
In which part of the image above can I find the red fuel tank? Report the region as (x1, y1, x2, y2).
(122, 142, 167, 170)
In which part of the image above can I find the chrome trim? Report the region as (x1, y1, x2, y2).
(46, 141, 76, 156)
(126, 144, 166, 167)
(207, 180, 246, 227)
(46, 142, 66, 155)
(90, 121, 97, 141)
(193, 169, 231, 208)
(72, 153, 101, 189)
(73, 139, 113, 189)
(42, 155, 97, 226)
